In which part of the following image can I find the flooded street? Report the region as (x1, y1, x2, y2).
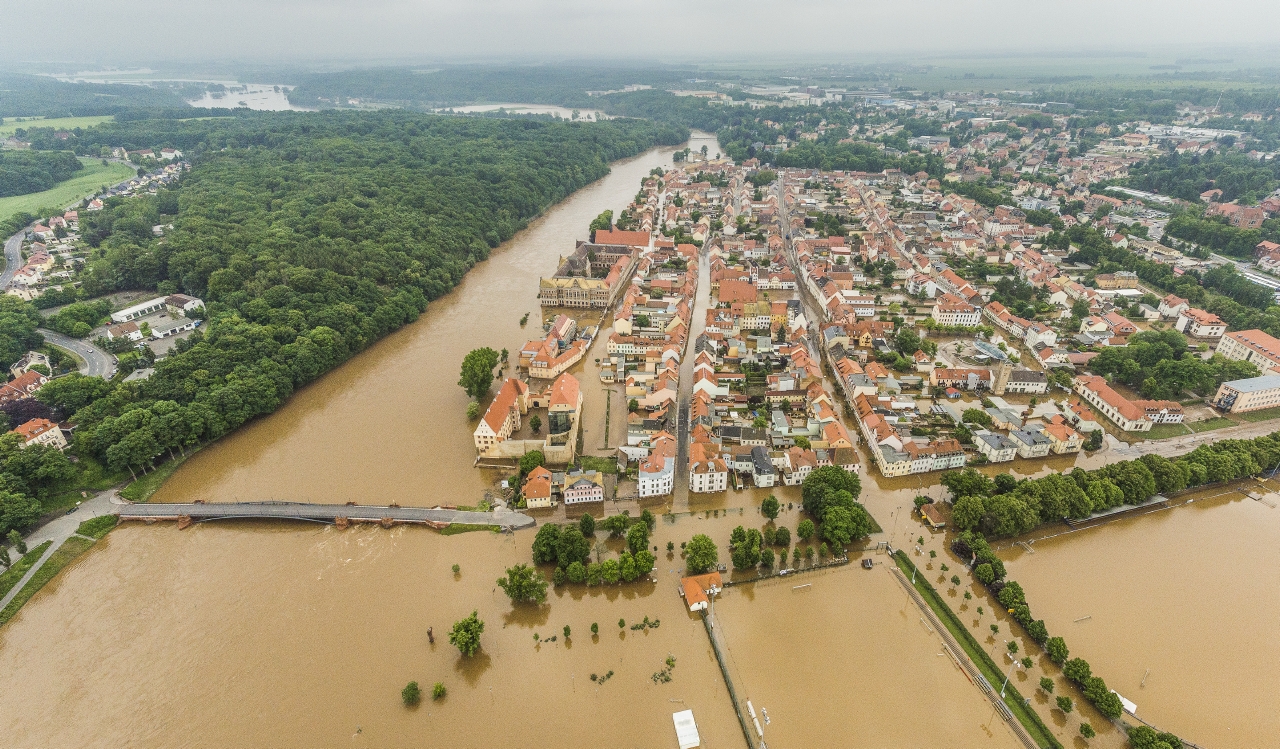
(1001, 485, 1280, 748)
(713, 561, 1023, 748)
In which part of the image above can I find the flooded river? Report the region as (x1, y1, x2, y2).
(0, 133, 756, 748)
(1001, 485, 1280, 748)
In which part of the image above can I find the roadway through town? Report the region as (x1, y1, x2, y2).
(38, 328, 116, 379)
(1, 231, 23, 288)
(673, 245, 713, 510)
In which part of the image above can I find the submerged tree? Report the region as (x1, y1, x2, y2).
(449, 611, 485, 656)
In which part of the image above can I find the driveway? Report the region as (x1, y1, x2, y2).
(39, 328, 116, 379)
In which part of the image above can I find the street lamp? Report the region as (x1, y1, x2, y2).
(999, 645, 1018, 699)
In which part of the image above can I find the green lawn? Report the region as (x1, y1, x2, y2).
(1235, 406, 1280, 423)
(1188, 417, 1236, 433)
(76, 515, 118, 540)
(0, 159, 136, 221)
(0, 537, 95, 627)
(1146, 423, 1192, 440)
(0, 115, 114, 138)
(0, 541, 53, 601)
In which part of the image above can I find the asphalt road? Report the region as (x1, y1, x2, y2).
(1, 230, 23, 288)
(39, 328, 115, 379)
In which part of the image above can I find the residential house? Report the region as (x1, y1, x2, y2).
(473, 378, 529, 452)
(0, 370, 48, 405)
(975, 431, 1018, 462)
(522, 466, 554, 509)
(10, 418, 66, 450)
(1043, 421, 1082, 454)
(1175, 308, 1226, 339)
(688, 441, 728, 493)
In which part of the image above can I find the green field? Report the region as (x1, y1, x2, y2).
(0, 158, 135, 222)
(0, 115, 114, 138)
(1235, 406, 1280, 423)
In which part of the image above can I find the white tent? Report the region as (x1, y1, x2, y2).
(672, 709, 701, 749)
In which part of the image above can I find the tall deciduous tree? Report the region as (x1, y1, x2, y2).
(685, 534, 717, 574)
(459, 347, 500, 400)
(497, 563, 547, 604)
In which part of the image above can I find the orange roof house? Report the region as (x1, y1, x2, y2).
(680, 571, 723, 612)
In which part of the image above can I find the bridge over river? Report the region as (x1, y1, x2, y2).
(118, 501, 536, 531)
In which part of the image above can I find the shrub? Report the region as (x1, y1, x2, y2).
(1039, 677, 1054, 693)
(797, 519, 815, 540)
(773, 526, 790, 546)
(402, 681, 421, 706)
(1079, 723, 1095, 739)
(1056, 696, 1073, 713)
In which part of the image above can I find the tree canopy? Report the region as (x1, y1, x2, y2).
(27, 111, 682, 479)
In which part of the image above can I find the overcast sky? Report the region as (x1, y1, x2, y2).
(3, 0, 1279, 66)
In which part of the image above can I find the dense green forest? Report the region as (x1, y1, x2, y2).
(0, 150, 84, 197)
(22, 111, 684, 485)
(286, 66, 695, 110)
(1163, 212, 1280, 257)
(0, 74, 188, 118)
(1127, 150, 1280, 203)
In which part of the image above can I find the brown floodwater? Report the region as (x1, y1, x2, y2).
(0, 521, 742, 748)
(1000, 484, 1280, 748)
(712, 560, 1023, 748)
(0, 136, 754, 748)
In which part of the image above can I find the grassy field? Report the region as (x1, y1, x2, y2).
(1188, 417, 1236, 433)
(1146, 423, 1193, 440)
(0, 536, 94, 627)
(0, 541, 53, 601)
(0, 158, 135, 221)
(0, 115, 114, 138)
(76, 515, 118, 540)
(1235, 406, 1280, 423)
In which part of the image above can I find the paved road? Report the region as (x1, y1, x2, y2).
(39, 328, 115, 379)
(1107, 418, 1280, 460)
(0, 489, 122, 611)
(1, 230, 23, 288)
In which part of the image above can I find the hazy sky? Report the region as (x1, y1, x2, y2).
(3, 0, 1279, 66)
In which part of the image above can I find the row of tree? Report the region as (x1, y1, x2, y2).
(952, 531, 1126, 721)
(943, 432, 1280, 537)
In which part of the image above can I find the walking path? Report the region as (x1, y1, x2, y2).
(0, 490, 122, 610)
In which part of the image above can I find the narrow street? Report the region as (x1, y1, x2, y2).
(673, 248, 713, 511)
